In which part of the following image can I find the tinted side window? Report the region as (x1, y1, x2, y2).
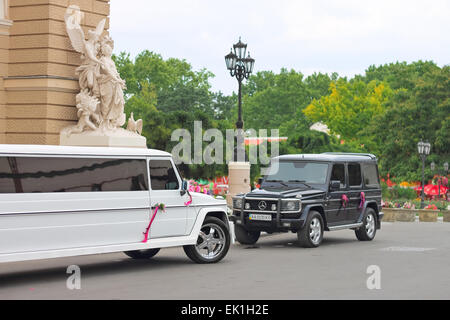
(348, 163, 362, 187)
(149, 160, 179, 190)
(330, 164, 346, 188)
(363, 163, 380, 186)
(0, 156, 148, 193)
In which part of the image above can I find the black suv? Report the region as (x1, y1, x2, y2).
(229, 153, 384, 248)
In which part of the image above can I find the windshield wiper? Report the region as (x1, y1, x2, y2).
(288, 180, 313, 189)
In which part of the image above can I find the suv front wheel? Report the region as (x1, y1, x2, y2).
(297, 211, 324, 248)
(235, 224, 261, 245)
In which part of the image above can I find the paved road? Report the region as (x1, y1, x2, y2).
(0, 221, 449, 300)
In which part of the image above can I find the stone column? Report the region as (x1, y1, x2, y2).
(3, 0, 109, 145)
(0, 0, 12, 144)
(226, 161, 251, 207)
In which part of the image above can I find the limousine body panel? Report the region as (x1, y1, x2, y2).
(0, 144, 230, 264)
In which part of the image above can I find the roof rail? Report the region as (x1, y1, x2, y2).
(321, 152, 377, 160)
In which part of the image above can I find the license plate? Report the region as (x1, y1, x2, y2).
(249, 214, 272, 221)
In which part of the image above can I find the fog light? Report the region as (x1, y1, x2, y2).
(283, 223, 291, 227)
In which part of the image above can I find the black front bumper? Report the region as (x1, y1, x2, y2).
(229, 211, 306, 232)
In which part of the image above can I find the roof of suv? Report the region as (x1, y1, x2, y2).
(275, 153, 377, 162)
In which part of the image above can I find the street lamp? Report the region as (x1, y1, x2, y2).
(225, 37, 255, 161)
(418, 140, 431, 209)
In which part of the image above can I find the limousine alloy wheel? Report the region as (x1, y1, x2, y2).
(183, 217, 231, 264)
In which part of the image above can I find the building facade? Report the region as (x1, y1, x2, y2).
(0, 0, 110, 145)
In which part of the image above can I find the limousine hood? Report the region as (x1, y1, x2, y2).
(189, 192, 227, 206)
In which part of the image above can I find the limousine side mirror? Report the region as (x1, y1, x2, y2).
(330, 180, 341, 191)
(180, 180, 189, 196)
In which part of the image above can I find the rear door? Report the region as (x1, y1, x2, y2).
(148, 158, 187, 238)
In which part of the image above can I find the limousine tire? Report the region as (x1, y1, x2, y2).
(297, 211, 324, 248)
(235, 224, 261, 245)
(183, 217, 231, 264)
(355, 208, 377, 241)
(124, 248, 160, 260)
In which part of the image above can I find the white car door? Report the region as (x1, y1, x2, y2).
(147, 158, 188, 239)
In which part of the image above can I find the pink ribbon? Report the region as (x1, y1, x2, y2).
(359, 192, 366, 209)
(142, 205, 165, 243)
(341, 194, 349, 208)
(184, 193, 193, 206)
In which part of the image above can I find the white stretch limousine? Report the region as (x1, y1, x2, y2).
(0, 144, 231, 264)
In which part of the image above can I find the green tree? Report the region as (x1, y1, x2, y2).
(303, 79, 394, 146)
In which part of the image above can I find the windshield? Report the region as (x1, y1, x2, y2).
(264, 161, 329, 184)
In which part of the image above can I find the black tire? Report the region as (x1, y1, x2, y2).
(235, 224, 261, 245)
(297, 211, 324, 248)
(183, 216, 231, 264)
(355, 208, 377, 241)
(124, 248, 160, 259)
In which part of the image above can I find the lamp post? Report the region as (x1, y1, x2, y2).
(418, 141, 431, 209)
(225, 38, 255, 161)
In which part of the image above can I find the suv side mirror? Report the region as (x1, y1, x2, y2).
(257, 178, 264, 186)
(330, 180, 341, 191)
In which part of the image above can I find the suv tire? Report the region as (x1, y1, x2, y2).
(124, 248, 160, 259)
(235, 224, 261, 245)
(184, 216, 231, 264)
(355, 208, 377, 241)
(297, 211, 324, 248)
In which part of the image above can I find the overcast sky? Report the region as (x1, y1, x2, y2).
(110, 0, 450, 95)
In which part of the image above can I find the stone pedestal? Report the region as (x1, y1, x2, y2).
(226, 162, 251, 207)
(60, 129, 147, 148)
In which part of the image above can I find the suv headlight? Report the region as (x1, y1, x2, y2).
(233, 197, 243, 209)
(281, 199, 301, 212)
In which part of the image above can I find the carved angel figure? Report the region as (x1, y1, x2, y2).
(62, 5, 144, 139)
(65, 5, 105, 96)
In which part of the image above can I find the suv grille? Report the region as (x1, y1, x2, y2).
(245, 199, 279, 212)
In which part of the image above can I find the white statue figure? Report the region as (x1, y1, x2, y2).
(66, 89, 101, 135)
(98, 36, 127, 130)
(65, 5, 105, 96)
(61, 5, 145, 145)
(126, 113, 143, 135)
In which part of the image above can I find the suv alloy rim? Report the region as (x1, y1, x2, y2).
(366, 214, 375, 238)
(195, 223, 226, 260)
(310, 217, 322, 245)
